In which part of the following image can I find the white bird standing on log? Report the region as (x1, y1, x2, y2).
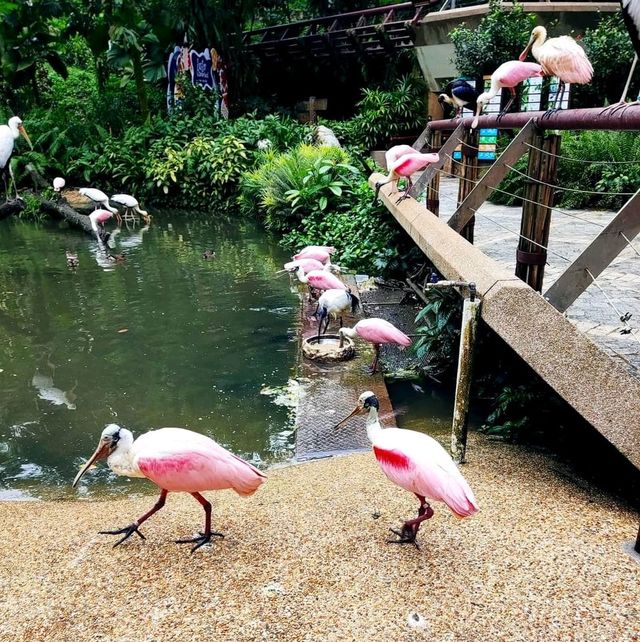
(111, 193, 151, 224)
(79, 187, 119, 221)
(0, 116, 33, 200)
(335, 391, 479, 547)
(519, 26, 593, 109)
(53, 177, 65, 192)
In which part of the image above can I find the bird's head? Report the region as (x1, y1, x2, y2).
(471, 92, 491, 129)
(438, 93, 452, 106)
(9, 116, 33, 149)
(334, 391, 379, 428)
(520, 26, 546, 61)
(72, 424, 131, 487)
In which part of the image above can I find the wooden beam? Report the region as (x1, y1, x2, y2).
(456, 128, 480, 243)
(544, 189, 640, 312)
(448, 119, 536, 233)
(412, 123, 431, 152)
(408, 122, 465, 199)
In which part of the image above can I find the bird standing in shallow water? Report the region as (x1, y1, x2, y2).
(519, 26, 593, 110)
(339, 318, 411, 374)
(335, 391, 479, 547)
(73, 424, 267, 552)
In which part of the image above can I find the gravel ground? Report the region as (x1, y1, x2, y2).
(1, 434, 638, 642)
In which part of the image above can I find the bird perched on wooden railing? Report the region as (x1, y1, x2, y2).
(519, 26, 593, 110)
(472, 61, 543, 128)
(437, 79, 480, 119)
(0, 116, 32, 201)
(374, 147, 439, 203)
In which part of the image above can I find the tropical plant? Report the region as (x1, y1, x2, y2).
(479, 384, 541, 441)
(413, 288, 462, 380)
(449, 0, 536, 79)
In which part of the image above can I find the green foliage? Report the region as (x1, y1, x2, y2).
(450, 0, 536, 78)
(413, 288, 462, 380)
(479, 384, 541, 441)
(321, 75, 426, 151)
(490, 130, 640, 210)
(573, 14, 638, 107)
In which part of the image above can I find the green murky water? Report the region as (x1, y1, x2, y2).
(0, 214, 298, 499)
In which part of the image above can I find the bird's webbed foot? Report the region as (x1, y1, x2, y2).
(387, 525, 420, 549)
(99, 523, 146, 547)
(176, 530, 224, 553)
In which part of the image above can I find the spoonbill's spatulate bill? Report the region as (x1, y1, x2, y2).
(335, 391, 479, 547)
(73, 424, 267, 552)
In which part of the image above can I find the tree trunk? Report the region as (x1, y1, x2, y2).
(0, 199, 25, 221)
(36, 195, 108, 242)
(130, 48, 149, 118)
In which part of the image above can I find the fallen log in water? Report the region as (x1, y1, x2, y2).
(0, 199, 25, 221)
(36, 195, 108, 243)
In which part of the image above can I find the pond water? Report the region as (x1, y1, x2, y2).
(0, 214, 298, 499)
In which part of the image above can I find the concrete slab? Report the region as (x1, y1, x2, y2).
(371, 173, 640, 472)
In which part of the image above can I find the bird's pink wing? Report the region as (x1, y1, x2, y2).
(307, 271, 346, 290)
(134, 429, 266, 495)
(497, 61, 542, 86)
(356, 318, 411, 346)
(392, 153, 438, 176)
(385, 144, 415, 168)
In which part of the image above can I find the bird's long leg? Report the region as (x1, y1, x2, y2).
(2, 169, 9, 202)
(9, 163, 19, 200)
(395, 177, 413, 205)
(498, 87, 516, 120)
(317, 313, 323, 339)
(176, 492, 224, 553)
(100, 489, 168, 547)
(388, 495, 435, 548)
(323, 314, 331, 335)
(369, 344, 381, 374)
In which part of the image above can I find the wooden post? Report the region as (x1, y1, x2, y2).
(515, 129, 561, 292)
(426, 130, 441, 216)
(452, 294, 480, 463)
(457, 128, 479, 243)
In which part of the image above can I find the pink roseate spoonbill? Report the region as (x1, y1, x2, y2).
(53, 177, 65, 192)
(294, 245, 336, 259)
(79, 187, 120, 223)
(384, 144, 415, 169)
(88, 209, 114, 233)
(290, 265, 347, 292)
(338, 318, 411, 374)
(437, 79, 480, 119)
(72, 424, 267, 552)
(280, 257, 325, 274)
(316, 288, 360, 336)
(471, 61, 543, 129)
(335, 391, 479, 546)
(111, 193, 151, 224)
(374, 151, 440, 204)
(292, 247, 332, 265)
(0, 116, 33, 201)
(519, 26, 593, 110)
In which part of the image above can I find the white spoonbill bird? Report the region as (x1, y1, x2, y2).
(79, 187, 119, 220)
(335, 391, 479, 546)
(0, 116, 33, 200)
(316, 288, 360, 336)
(53, 177, 65, 192)
(73, 424, 267, 552)
(111, 193, 151, 224)
(339, 318, 411, 374)
(472, 61, 543, 128)
(519, 26, 593, 109)
(374, 150, 439, 203)
(290, 265, 347, 292)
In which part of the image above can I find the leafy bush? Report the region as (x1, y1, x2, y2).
(321, 75, 426, 151)
(573, 14, 638, 107)
(413, 288, 462, 380)
(450, 0, 536, 79)
(489, 130, 640, 210)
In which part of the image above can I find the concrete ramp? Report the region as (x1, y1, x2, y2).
(371, 173, 640, 471)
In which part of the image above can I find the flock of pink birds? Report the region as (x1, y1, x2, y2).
(72, 23, 600, 554)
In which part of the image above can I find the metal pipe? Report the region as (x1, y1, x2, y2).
(429, 104, 640, 132)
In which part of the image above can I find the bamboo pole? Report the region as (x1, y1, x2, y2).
(451, 294, 480, 464)
(456, 128, 479, 243)
(515, 129, 561, 292)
